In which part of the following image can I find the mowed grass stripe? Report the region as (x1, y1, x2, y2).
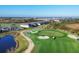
(56, 38, 66, 53)
(51, 39, 57, 52)
(54, 37, 66, 53)
(67, 38, 79, 52)
(38, 39, 51, 53)
(27, 29, 79, 53)
(63, 37, 77, 53)
(68, 39, 77, 52)
(61, 38, 68, 52)
(55, 39, 61, 52)
(71, 40, 79, 53)
(62, 37, 73, 52)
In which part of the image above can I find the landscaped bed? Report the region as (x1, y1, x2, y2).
(25, 29, 79, 53)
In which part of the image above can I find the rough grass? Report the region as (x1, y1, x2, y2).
(15, 34, 28, 53)
(26, 30, 79, 53)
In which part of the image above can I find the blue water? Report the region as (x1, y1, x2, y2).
(0, 35, 16, 53)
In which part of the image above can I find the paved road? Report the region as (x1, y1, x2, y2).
(20, 30, 34, 53)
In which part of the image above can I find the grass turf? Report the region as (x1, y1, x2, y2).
(15, 34, 28, 53)
(26, 29, 79, 53)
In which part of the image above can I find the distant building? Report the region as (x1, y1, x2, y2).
(35, 18, 48, 21)
(20, 21, 49, 28)
(20, 25, 29, 28)
(53, 19, 61, 23)
(0, 27, 22, 32)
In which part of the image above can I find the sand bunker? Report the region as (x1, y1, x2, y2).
(67, 34, 78, 40)
(38, 36, 49, 39)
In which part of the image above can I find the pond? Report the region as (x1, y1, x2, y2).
(0, 35, 16, 53)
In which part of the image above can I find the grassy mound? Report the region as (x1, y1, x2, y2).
(37, 30, 66, 37)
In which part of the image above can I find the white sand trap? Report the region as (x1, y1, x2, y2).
(67, 34, 78, 40)
(38, 36, 49, 39)
(30, 31, 38, 34)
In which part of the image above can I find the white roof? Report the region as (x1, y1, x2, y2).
(20, 25, 29, 28)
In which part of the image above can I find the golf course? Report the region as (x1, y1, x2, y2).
(25, 29, 79, 53)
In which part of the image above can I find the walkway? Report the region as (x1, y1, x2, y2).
(20, 30, 34, 53)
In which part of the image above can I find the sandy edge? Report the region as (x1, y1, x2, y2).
(20, 30, 34, 53)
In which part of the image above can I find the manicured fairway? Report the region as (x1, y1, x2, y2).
(26, 29, 79, 53)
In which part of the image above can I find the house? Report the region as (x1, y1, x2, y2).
(53, 19, 61, 23)
(37, 23, 41, 26)
(0, 27, 22, 32)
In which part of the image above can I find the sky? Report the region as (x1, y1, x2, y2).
(0, 5, 79, 17)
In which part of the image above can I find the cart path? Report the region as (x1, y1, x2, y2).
(20, 30, 34, 53)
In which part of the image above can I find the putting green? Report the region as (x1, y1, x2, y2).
(37, 30, 66, 37)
